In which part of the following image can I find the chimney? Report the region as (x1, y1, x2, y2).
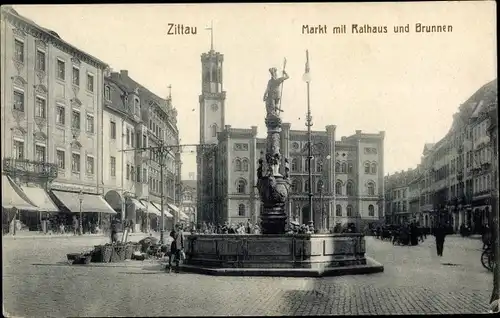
(355, 130, 362, 135)
(120, 70, 128, 77)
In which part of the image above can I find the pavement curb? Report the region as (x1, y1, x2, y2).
(178, 256, 384, 277)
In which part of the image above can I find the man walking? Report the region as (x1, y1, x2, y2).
(433, 222, 447, 257)
(167, 224, 185, 273)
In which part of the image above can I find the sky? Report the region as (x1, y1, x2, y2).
(12, 2, 496, 179)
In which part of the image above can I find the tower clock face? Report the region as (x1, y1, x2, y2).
(211, 103, 219, 112)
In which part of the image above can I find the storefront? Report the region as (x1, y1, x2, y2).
(2, 175, 39, 235)
(51, 190, 117, 233)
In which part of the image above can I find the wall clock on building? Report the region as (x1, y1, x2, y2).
(211, 103, 219, 112)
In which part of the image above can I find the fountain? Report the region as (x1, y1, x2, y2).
(182, 66, 383, 276)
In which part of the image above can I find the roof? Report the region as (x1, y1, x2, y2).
(3, 6, 108, 69)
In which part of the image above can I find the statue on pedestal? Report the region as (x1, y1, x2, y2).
(257, 66, 292, 235)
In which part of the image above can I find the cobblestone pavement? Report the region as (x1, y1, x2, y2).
(2, 234, 492, 317)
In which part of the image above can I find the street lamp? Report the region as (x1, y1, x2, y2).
(78, 190, 83, 235)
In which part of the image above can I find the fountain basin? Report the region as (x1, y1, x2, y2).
(182, 233, 384, 277)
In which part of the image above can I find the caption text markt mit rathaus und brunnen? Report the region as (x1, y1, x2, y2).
(302, 23, 453, 34)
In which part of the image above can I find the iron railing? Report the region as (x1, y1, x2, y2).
(2, 158, 58, 180)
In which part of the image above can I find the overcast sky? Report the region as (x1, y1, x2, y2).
(13, 2, 496, 179)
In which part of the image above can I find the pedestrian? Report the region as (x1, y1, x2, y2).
(110, 219, 118, 244)
(167, 224, 185, 273)
(72, 215, 78, 236)
(433, 223, 447, 257)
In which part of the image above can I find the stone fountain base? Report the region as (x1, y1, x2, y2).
(181, 233, 384, 277)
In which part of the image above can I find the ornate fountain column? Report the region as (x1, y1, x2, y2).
(257, 67, 291, 234)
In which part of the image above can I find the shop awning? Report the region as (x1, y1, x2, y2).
(167, 203, 188, 220)
(2, 175, 38, 211)
(139, 200, 161, 216)
(127, 198, 146, 211)
(20, 186, 59, 212)
(152, 202, 174, 218)
(52, 191, 117, 214)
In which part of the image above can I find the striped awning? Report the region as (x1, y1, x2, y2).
(1, 175, 38, 211)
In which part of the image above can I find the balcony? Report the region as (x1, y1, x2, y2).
(3, 158, 58, 180)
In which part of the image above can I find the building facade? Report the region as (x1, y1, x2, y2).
(180, 178, 197, 225)
(196, 46, 386, 229)
(384, 78, 497, 232)
(1, 7, 116, 233)
(102, 70, 184, 231)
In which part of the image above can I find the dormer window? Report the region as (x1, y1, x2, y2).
(104, 86, 111, 101)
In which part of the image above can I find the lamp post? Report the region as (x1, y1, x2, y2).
(78, 190, 83, 235)
(318, 180, 324, 231)
(303, 50, 313, 228)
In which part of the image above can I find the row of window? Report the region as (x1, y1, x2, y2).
(12, 140, 95, 174)
(392, 201, 407, 212)
(290, 179, 377, 196)
(334, 204, 376, 217)
(14, 39, 94, 92)
(234, 158, 249, 172)
(13, 90, 95, 133)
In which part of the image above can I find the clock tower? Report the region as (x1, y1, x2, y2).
(199, 49, 225, 145)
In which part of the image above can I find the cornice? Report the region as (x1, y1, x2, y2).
(3, 9, 108, 70)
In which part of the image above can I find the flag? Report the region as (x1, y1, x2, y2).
(305, 50, 310, 74)
(303, 50, 311, 83)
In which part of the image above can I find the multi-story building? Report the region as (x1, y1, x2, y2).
(1, 6, 114, 232)
(384, 168, 421, 225)
(197, 45, 386, 229)
(180, 175, 197, 225)
(102, 69, 186, 231)
(385, 78, 497, 233)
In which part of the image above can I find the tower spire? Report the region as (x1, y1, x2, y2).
(168, 84, 172, 100)
(205, 20, 214, 51)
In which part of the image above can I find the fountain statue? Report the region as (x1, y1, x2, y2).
(181, 62, 383, 277)
(257, 67, 291, 234)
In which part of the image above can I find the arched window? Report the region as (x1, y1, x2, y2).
(335, 162, 340, 173)
(242, 159, 249, 171)
(341, 162, 347, 173)
(316, 161, 323, 173)
(347, 205, 353, 217)
(368, 204, 375, 217)
(235, 159, 242, 171)
(316, 180, 324, 192)
(371, 163, 377, 174)
(367, 182, 375, 196)
(211, 124, 218, 137)
(346, 181, 354, 196)
(336, 181, 342, 195)
(291, 158, 298, 172)
(237, 179, 246, 194)
(364, 162, 370, 174)
(336, 204, 342, 216)
(304, 180, 309, 192)
(348, 163, 353, 173)
(238, 204, 246, 216)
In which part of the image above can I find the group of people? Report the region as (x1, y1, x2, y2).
(375, 222, 453, 257)
(374, 222, 427, 246)
(194, 221, 261, 235)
